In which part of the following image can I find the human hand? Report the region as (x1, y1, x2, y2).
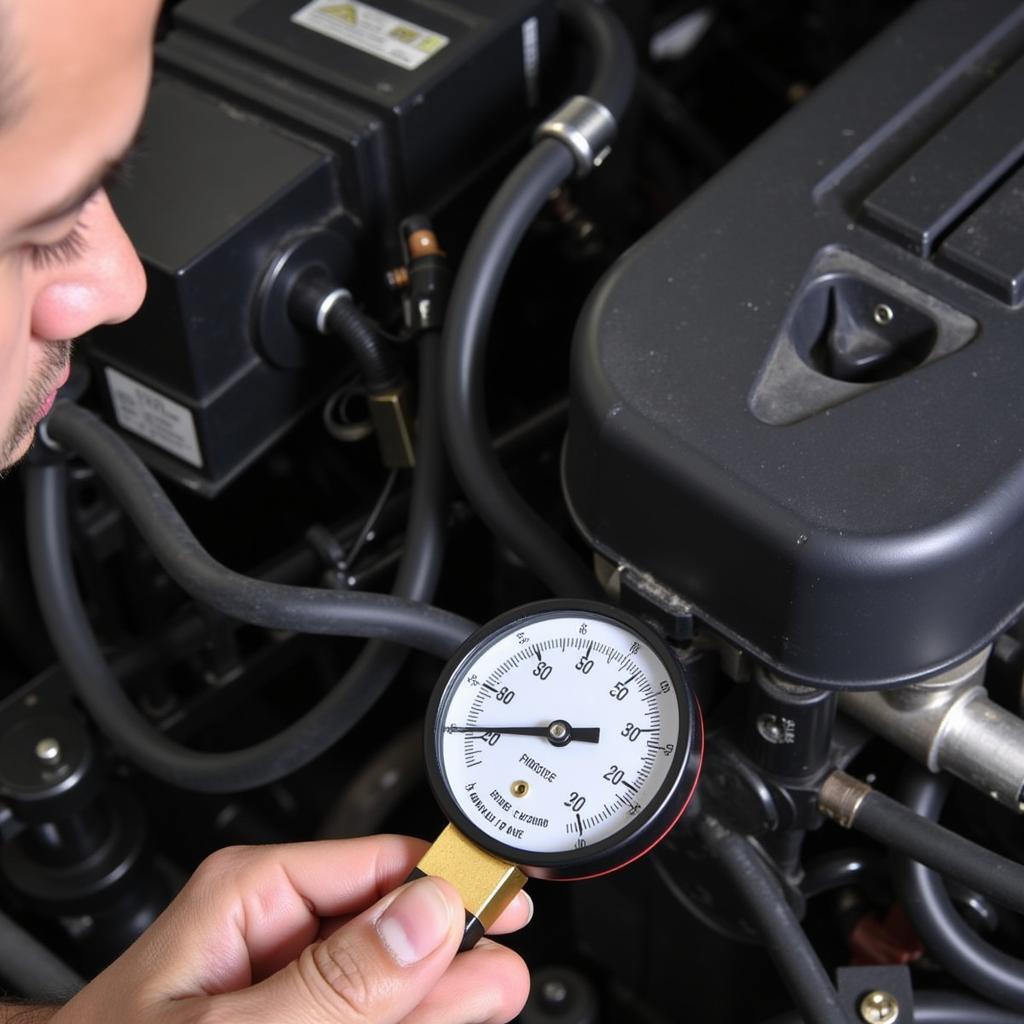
(50, 835, 532, 1024)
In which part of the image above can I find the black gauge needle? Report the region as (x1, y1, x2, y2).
(446, 721, 600, 745)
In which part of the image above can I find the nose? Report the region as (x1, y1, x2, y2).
(30, 191, 146, 342)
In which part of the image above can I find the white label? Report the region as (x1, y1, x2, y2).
(521, 17, 540, 107)
(291, 1, 449, 71)
(105, 368, 204, 468)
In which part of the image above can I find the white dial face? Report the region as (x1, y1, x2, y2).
(438, 611, 681, 858)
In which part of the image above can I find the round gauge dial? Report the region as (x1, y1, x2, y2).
(425, 600, 702, 879)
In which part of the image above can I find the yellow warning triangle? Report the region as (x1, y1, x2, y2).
(320, 3, 357, 23)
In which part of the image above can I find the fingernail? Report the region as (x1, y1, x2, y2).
(376, 878, 453, 966)
(519, 890, 534, 925)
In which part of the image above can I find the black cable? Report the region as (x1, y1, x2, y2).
(41, 403, 470, 657)
(765, 991, 1024, 1024)
(394, 331, 447, 601)
(0, 907, 84, 1001)
(558, 0, 636, 119)
(847, 784, 1024, 916)
(695, 815, 848, 1024)
(441, 0, 634, 599)
(342, 469, 398, 572)
(25, 385, 458, 793)
(893, 768, 1024, 1011)
(289, 271, 401, 393)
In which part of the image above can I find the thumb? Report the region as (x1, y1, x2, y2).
(206, 875, 464, 1024)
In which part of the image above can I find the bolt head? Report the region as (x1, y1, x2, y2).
(34, 737, 61, 764)
(860, 990, 899, 1024)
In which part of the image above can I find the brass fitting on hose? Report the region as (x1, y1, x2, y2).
(817, 771, 873, 829)
(368, 383, 416, 469)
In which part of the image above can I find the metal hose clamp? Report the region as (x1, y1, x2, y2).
(315, 287, 353, 335)
(535, 95, 617, 177)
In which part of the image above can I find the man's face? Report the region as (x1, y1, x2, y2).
(0, 0, 160, 468)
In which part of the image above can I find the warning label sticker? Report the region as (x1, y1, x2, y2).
(105, 368, 204, 468)
(291, 1, 449, 71)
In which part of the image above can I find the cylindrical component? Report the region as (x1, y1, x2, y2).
(0, 712, 168, 969)
(839, 648, 1024, 811)
(819, 771, 1024, 915)
(535, 95, 617, 176)
(747, 672, 836, 780)
(940, 697, 1024, 809)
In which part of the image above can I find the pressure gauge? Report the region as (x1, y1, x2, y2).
(413, 600, 702, 947)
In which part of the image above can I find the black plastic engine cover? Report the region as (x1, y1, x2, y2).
(565, 0, 1024, 689)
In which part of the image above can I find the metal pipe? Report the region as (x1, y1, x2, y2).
(839, 648, 1024, 812)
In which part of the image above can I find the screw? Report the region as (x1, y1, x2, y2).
(860, 990, 899, 1023)
(541, 978, 569, 1006)
(35, 738, 61, 764)
(511, 780, 530, 798)
(756, 714, 784, 744)
(549, 722, 568, 740)
(873, 303, 894, 326)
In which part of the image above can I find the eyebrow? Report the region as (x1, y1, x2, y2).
(19, 146, 137, 231)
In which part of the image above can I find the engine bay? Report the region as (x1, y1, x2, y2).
(7, 1, 1024, 1020)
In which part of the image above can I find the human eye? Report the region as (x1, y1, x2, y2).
(24, 219, 89, 271)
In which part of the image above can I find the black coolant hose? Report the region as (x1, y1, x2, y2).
(25, 391, 462, 793)
(37, 403, 468, 654)
(695, 816, 849, 1024)
(559, 0, 635, 117)
(441, 0, 634, 599)
(893, 768, 1024, 1011)
(822, 772, 1024, 915)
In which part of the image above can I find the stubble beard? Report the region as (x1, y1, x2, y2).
(0, 339, 73, 471)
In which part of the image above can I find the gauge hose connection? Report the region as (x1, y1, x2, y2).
(410, 824, 527, 952)
(819, 770, 1024, 916)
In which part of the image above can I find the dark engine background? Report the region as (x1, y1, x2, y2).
(12, 2, 1024, 1023)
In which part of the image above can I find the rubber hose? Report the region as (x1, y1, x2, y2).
(42, 403, 471, 657)
(893, 768, 1024, 1011)
(695, 816, 848, 1024)
(323, 297, 401, 394)
(26, 386, 458, 792)
(287, 272, 400, 393)
(0, 907, 84, 1001)
(393, 331, 446, 599)
(852, 785, 1024, 915)
(440, 2, 634, 599)
(766, 991, 1024, 1024)
(558, 0, 636, 119)
(442, 138, 599, 597)
(800, 848, 885, 899)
